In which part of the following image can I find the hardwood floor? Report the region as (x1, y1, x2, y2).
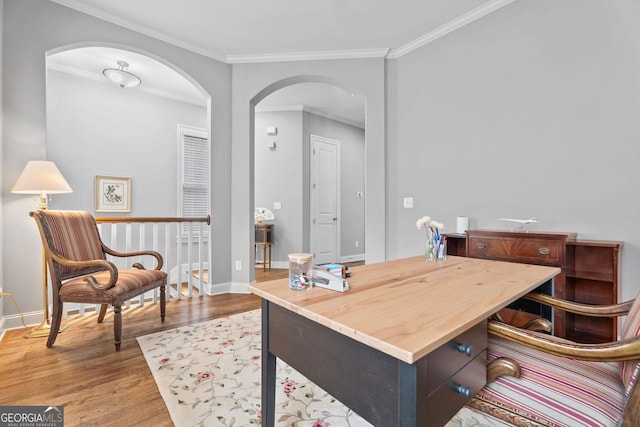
(0, 269, 291, 426)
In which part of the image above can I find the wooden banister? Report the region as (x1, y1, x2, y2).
(95, 215, 210, 225)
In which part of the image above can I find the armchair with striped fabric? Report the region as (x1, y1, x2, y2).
(468, 293, 640, 426)
(30, 210, 168, 351)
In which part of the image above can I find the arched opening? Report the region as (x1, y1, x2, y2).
(45, 44, 210, 216)
(44, 44, 212, 289)
(250, 75, 366, 274)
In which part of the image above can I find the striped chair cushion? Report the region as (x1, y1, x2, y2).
(620, 293, 640, 399)
(61, 269, 167, 301)
(469, 335, 624, 426)
(41, 210, 105, 277)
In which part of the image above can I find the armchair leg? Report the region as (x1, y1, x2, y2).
(113, 305, 122, 351)
(487, 357, 521, 384)
(97, 304, 108, 323)
(46, 301, 64, 348)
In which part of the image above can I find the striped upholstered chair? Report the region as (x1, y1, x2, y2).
(30, 210, 167, 351)
(468, 292, 640, 426)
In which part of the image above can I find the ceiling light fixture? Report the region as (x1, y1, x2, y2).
(103, 60, 141, 88)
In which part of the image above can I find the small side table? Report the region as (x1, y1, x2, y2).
(255, 223, 273, 270)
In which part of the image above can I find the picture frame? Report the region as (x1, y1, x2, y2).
(95, 175, 131, 212)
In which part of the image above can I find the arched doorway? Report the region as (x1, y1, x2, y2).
(45, 44, 210, 217)
(253, 82, 366, 269)
(249, 75, 366, 280)
(45, 44, 213, 289)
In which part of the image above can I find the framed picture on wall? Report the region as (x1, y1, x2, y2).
(95, 175, 131, 212)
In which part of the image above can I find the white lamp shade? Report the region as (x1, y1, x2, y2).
(11, 161, 73, 194)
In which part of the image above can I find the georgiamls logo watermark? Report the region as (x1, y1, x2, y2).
(0, 406, 64, 427)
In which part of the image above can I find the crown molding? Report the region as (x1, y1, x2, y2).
(226, 48, 389, 64)
(49, 0, 227, 63)
(50, 0, 514, 64)
(387, 0, 517, 59)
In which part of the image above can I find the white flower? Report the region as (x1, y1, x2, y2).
(430, 220, 444, 230)
(416, 216, 431, 230)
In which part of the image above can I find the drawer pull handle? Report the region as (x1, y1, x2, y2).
(454, 383, 473, 399)
(538, 247, 551, 255)
(455, 343, 473, 357)
(476, 242, 486, 250)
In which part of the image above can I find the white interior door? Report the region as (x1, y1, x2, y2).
(310, 135, 340, 264)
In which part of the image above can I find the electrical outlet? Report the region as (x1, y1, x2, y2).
(403, 197, 414, 208)
(355, 241, 359, 248)
(235, 260, 242, 271)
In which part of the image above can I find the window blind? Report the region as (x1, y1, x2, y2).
(180, 128, 209, 236)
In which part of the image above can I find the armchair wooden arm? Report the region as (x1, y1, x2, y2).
(45, 245, 118, 294)
(102, 245, 164, 270)
(488, 320, 640, 362)
(523, 292, 634, 317)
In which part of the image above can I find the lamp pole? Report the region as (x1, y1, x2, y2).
(11, 161, 73, 338)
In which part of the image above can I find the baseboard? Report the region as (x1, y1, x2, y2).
(0, 310, 42, 332)
(338, 254, 365, 263)
(267, 261, 288, 269)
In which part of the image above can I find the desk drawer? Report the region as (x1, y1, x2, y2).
(426, 350, 487, 426)
(468, 235, 564, 266)
(426, 320, 487, 394)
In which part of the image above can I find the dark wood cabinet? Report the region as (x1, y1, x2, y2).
(444, 230, 622, 342)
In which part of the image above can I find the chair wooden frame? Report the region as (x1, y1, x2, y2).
(481, 292, 640, 425)
(30, 210, 167, 351)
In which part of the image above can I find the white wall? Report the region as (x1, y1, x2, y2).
(2, 0, 231, 320)
(4, 0, 640, 325)
(0, 0, 4, 323)
(255, 111, 305, 264)
(386, 1, 640, 301)
(46, 69, 207, 215)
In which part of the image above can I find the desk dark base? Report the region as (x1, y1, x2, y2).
(261, 300, 486, 426)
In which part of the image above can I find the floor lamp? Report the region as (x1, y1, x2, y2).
(11, 160, 73, 338)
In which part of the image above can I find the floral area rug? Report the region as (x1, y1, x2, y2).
(137, 309, 512, 427)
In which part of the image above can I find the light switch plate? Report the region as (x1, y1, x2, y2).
(274, 201, 282, 210)
(403, 197, 414, 208)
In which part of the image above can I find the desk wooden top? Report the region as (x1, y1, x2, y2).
(249, 256, 559, 364)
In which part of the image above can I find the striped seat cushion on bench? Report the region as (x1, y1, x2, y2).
(468, 336, 625, 427)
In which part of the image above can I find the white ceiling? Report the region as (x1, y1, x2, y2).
(47, 0, 515, 126)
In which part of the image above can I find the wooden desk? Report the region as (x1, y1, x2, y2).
(249, 256, 559, 426)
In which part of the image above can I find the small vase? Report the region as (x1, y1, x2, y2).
(425, 240, 437, 262)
